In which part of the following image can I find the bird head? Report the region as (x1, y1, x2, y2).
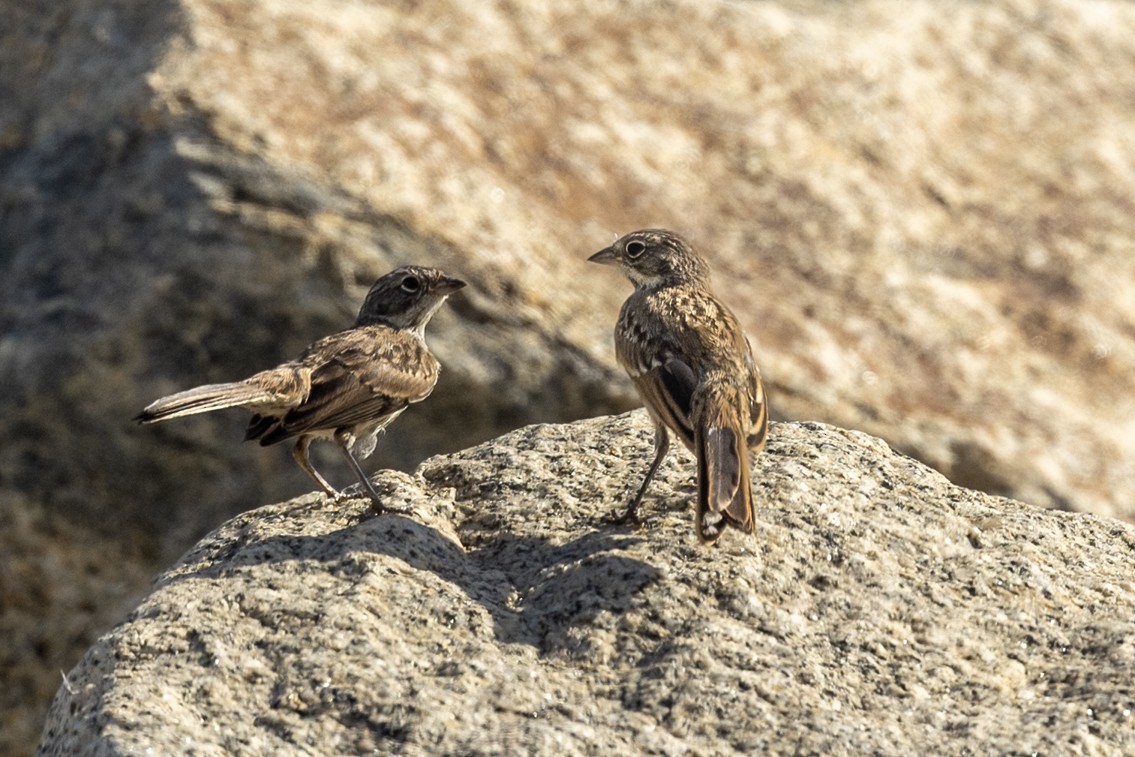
(356, 266, 466, 334)
(588, 229, 710, 288)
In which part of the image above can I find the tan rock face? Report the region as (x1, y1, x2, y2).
(5, 1, 1135, 755)
(167, 0, 1135, 518)
(38, 414, 1135, 755)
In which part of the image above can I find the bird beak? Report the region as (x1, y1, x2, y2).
(434, 276, 467, 295)
(588, 247, 618, 265)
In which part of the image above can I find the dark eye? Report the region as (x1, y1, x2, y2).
(625, 240, 646, 259)
(400, 276, 421, 293)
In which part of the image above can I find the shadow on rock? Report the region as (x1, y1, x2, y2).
(157, 504, 658, 651)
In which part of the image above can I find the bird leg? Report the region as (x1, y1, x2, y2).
(611, 422, 670, 526)
(333, 430, 410, 516)
(293, 437, 339, 498)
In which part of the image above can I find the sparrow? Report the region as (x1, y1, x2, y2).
(136, 266, 466, 514)
(589, 229, 768, 544)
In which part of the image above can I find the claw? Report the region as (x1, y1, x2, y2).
(605, 504, 644, 528)
(369, 500, 412, 517)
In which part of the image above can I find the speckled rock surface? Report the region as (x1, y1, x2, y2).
(9, 1, 1135, 753)
(39, 413, 1135, 755)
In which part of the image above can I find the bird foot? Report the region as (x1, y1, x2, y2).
(367, 500, 412, 518)
(605, 508, 644, 529)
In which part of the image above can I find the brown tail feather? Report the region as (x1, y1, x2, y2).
(694, 383, 756, 544)
(135, 381, 273, 424)
(696, 426, 754, 543)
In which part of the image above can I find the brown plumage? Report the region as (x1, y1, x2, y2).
(136, 266, 466, 513)
(589, 229, 768, 543)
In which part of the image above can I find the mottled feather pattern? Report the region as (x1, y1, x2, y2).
(591, 228, 768, 544)
(615, 284, 763, 455)
(252, 326, 439, 445)
(137, 265, 465, 513)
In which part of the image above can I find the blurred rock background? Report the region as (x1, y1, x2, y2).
(2, 0, 1134, 753)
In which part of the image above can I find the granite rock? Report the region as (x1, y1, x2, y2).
(7, 0, 1135, 753)
(3, 0, 1135, 550)
(39, 413, 1135, 755)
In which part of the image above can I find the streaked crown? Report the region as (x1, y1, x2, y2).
(356, 266, 466, 331)
(588, 229, 710, 288)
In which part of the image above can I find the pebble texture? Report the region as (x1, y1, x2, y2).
(39, 413, 1135, 755)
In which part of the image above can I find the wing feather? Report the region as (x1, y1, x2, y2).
(250, 327, 438, 445)
(617, 303, 699, 449)
(616, 285, 766, 543)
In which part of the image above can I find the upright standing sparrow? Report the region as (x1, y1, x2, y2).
(589, 229, 768, 543)
(136, 266, 466, 514)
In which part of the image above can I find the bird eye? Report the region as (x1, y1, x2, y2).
(625, 240, 646, 259)
(400, 276, 421, 293)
